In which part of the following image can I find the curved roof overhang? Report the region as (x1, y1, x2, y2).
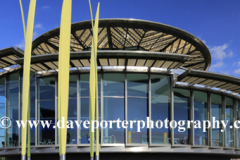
(15, 50, 190, 72)
(31, 19, 211, 71)
(177, 67, 240, 95)
(0, 47, 23, 69)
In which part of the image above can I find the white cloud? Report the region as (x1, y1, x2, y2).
(211, 62, 224, 68)
(42, 6, 50, 9)
(234, 68, 240, 74)
(16, 40, 25, 49)
(210, 43, 233, 60)
(202, 39, 206, 44)
(238, 62, 240, 66)
(35, 23, 43, 29)
(16, 31, 39, 49)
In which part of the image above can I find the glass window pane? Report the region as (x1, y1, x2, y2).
(237, 101, 240, 148)
(127, 74, 148, 144)
(0, 87, 5, 105)
(103, 97, 124, 143)
(68, 99, 77, 118)
(194, 91, 208, 145)
(174, 88, 190, 145)
(0, 107, 5, 119)
(79, 74, 101, 97)
(127, 74, 148, 97)
(6, 127, 18, 147)
(226, 97, 233, 147)
(38, 77, 55, 100)
(103, 73, 124, 97)
(7, 83, 19, 106)
(67, 117, 77, 144)
(79, 97, 89, 144)
(30, 79, 35, 102)
(38, 100, 55, 145)
(127, 97, 148, 144)
(69, 75, 77, 98)
(7, 105, 18, 127)
(0, 129, 5, 148)
(0, 77, 5, 88)
(7, 72, 19, 84)
(79, 97, 101, 144)
(211, 94, 222, 146)
(151, 75, 170, 144)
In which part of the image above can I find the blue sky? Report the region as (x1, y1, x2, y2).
(0, 0, 240, 77)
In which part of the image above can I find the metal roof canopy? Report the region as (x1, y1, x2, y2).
(15, 50, 190, 72)
(178, 67, 240, 94)
(31, 19, 211, 71)
(0, 47, 24, 69)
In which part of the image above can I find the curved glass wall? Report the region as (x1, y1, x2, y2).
(1, 71, 240, 149)
(194, 91, 208, 146)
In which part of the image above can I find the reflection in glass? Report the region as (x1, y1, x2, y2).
(6, 127, 18, 147)
(211, 94, 222, 146)
(38, 77, 55, 100)
(0, 87, 5, 107)
(79, 74, 101, 144)
(194, 91, 208, 145)
(79, 98, 90, 144)
(7, 72, 19, 84)
(226, 97, 233, 147)
(237, 101, 240, 148)
(103, 97, 124, 143)
(7, 105, 18, 127)
(38, 100, 55, 145)
(7, 83, 19, 106)
(103, 73, 124, 97)
(103, 73, 124, 144)
(69, 75, 77, 98)
(0, 77, 4, 88)
(0, 129, 4, 147)
(174, 88, 190, 145)
(127, 74, 148, 144)
(151, 75, 170, 144)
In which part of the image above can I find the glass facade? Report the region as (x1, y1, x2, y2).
(0, 71, 239, 148)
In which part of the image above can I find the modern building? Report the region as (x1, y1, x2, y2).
(0, 19, 239, 160)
